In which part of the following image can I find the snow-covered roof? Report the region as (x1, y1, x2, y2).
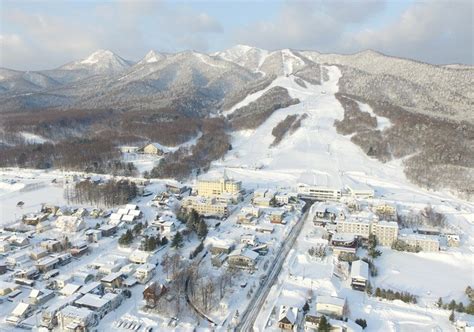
(316, 295, 345, 308)
(136, 263, 155, 272)
(122, 214, 135, 222)
(12, 302, 30, 317)
(101, 272, 123, 282)
(278, 305, 298, 324)
(61, 283, 82, 296)
(75, 293, 108, 308)
(59, 305, 93, 320)
(351, 260, 369, 280)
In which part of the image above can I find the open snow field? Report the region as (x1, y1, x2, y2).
(0, 169, 66, 225)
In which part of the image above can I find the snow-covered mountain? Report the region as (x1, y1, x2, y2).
(0, 46, 472, 197)
(60, 49, 133, 75)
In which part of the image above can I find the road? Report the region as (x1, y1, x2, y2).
(236, 203, 313, 331)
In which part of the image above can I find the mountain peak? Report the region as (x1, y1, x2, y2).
(140, 50, 166, 64)
(80, 49, 120, 65)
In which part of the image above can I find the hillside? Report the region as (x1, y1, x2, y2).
(0, 46, 472, 198)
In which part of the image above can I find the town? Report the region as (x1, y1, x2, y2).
(0, 168, 472, 332)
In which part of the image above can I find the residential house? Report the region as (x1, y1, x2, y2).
(228, 246, 259, 270)
(85, 229, 102, 243)
(129, 250, 151, 264)
(277, 305, 298, 331)
(316, 296, 347, 319)
(74, 293, 110, 318)
(27, 288, 55, 306)
(27, 247, 48, 261)
(99, 224, 117, 237)
(6, 302, 33, 325)
(0, 240, 11, 253)
(41, 239, 63, 252)
(101, 272, 124, 289)
(139, 143, 166, 155)
(350, 260, 369, 291)
(143, 282, 167, 308)
(134, 263, 155, 284)
(55, 216, 85, 233)
(57, 305, 97, 332)
(70, 241, 89, 256)
(35, 257, 60, 273)
(210, 243, 234, 255)
(270, 210, 286, 224)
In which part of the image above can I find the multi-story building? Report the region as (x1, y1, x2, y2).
(196, 177, 241, 197)
(297, 184, 342, 201)
(371, 221, 399, 246)
(398, 234, 440, 252)
(336, 219, 371, 238)
(373, 202, 397, 220)
(182, 196, 229, 218)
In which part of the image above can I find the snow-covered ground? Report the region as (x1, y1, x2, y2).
(0, 169, 66, 225)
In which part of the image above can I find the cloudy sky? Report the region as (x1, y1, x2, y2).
(1, 0, 472, 70)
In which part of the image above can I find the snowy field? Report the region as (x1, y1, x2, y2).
(0, 169, 67, 225)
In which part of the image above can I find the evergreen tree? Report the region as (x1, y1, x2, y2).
(448, 299, 456, 310)
(449, 310, 455, 322)
(303, 301, 310, 313)
(171, 231, 184, 249)
(318, 315, 331, 332)
(437, 297, 443, 308)
(375, 288, 382, 297)
(161, 236, 168, 246)
(366, 282, 373, 295)
(456, 302, 464, 312)
(197, 219, 208, 239)
(119, 229, 133, 246)
(355, 318, 367, 329)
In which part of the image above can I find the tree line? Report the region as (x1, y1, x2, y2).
(65, 179, 138, 207)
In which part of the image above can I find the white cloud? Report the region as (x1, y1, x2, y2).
(352, 1, 473, 64)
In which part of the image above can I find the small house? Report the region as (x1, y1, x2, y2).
(55, 216, 85, 233)
(316, 295, 347, 319)
(74, 293, 110, 318)
(6, 302, 33, 325)
(35, 256, 60, 273)
(57, 305, 96, 332)
(99, 224, 117, 237)
(70, 241, 89, 256)
(143, 282, 167, 308)
(60, 283, 82, 296)
(210, 243, 234, 255)
(101, 272, 124, 289)
(129, 250, 151, 264)
(41, 239, 63, 252)
(270, 210, 286, 224)
(277, 305, 298, 331)
(228, 246, 259, 270)
(134, 263, 155, 284)
(0, 240, 11, 253)
(139, 143, 166, 155)
(350, 260, 369, 291)
(85, 229, 102, 242)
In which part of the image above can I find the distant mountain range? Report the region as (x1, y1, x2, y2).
(0, 45, 472, 123)
(0, 45, 472, 198)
